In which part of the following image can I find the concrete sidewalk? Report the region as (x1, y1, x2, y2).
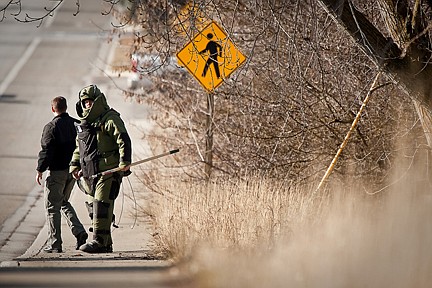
(0, 172, 185, 287)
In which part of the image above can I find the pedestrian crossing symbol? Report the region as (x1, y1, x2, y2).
(177, 21, 246, 92)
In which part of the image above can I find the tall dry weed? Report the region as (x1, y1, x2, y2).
(149, 174, 329, 260)
(177, 181, 432, 288)
(147, 168, 432, 287)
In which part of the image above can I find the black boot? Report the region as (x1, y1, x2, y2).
(75, 231, 88, 250)
(79, 240, 109, 253)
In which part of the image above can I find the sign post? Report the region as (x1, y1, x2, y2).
(205, 92, 214, 179)
(177, 21, 246, 178)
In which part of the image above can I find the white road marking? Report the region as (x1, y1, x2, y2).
(0, 0, 63, 97)
(0, 37, 41, 97)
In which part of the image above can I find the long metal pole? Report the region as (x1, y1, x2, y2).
(92, 148, 180, 178)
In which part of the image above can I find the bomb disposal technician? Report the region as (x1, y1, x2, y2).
(70, 84, 132, 253)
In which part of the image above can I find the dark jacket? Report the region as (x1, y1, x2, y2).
(37, 113, 78, 172)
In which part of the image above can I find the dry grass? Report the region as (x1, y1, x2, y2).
(188, 184, 432, 288)
(150, 175, 328, 258)
(148, 175, 328, 263)
(146, 169, 432, 288)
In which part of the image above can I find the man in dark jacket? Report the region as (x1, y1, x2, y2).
(36, 96, 88, 253)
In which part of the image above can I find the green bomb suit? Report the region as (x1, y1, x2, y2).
(70, 85, 132, 253)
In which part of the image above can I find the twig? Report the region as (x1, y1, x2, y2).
(315, 71, 382, 192)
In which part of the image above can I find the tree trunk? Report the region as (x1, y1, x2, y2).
(318, 0, 432, 147)
(377, 0, 432, 147)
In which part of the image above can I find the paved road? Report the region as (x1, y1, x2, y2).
(0, 0, 113, 259)
(0, 2, 186, 287)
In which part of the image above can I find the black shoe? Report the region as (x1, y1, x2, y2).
(75, 231, 88, 250)
(43, 246, 62, 253)
(79, 240, 109, 253)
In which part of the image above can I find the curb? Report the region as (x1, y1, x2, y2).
(0, 185, 45, 265)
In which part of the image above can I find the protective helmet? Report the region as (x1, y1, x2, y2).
(76, 84, 109, 121)
(79, 84, 101, 102)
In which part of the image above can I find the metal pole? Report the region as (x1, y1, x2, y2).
(205, 92, 214, 179)
(92, 148, 180, 179)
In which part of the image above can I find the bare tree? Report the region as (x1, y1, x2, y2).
(113, 0, 424, 187)
(0, 0, 80, 26)
(3, 0, 426, 187)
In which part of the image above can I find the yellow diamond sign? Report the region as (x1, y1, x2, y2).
(177, 21, 246, 92)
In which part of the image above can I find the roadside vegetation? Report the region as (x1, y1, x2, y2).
(146, 169, 432, 287)
(112, 0, 432, 286)
(146, 174, 326, 261)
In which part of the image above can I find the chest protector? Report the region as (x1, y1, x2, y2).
(76, 121, 100, 192)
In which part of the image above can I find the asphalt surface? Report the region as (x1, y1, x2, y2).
(0, 2, 186, 287)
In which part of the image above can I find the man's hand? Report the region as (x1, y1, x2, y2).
(72, 169, 83, 180)
(120, 165, 131, 176)
(36, 171, 43, 186)
(120, 165, 131, 172)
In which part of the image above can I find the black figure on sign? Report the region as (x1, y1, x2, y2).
(200, 33, 222, 78)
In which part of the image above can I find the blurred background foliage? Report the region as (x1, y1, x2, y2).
(109, 0, 428, 190)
